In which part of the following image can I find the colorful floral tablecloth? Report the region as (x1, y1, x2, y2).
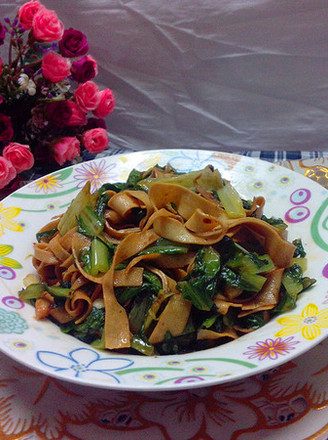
(1, 152, 328, 440)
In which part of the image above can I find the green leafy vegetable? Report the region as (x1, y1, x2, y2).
(242, 200, 253, 210)
(302, 277, 316, 290)
(129, 292, 156, 334)
(155, 319, 196, 355)
(220, 250, 274, 293)
(58, 181, 98, 235)
(139, 238, 189, 256)
(95, 191, 110, 219)
(81, 237, 112, 276)
(19, 283, 72, 301)
(178, 247, 220, 311)
(292, 238, 306, 258)
(282, 264, 304, 297)
(77, 206, 104, 238)
(98, 168, 144, 194)
(220, 266, 266, 292)
(227, 252, 275, 274)
(138, 166, 223, 191)
(261, 215, 288, 231)
(36, 228, 58, 243)
(274, 264, 316, 314)
(61, 307, 105, 344)
(116, 270, 162, 306)
(216, 180, 246, 219)
(201, 314, 224, 332)
(131, 333, 154, 356)
(237, 312, 267, 330)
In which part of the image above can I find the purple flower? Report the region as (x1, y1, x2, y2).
(0, 22, 6, 46)
(59, 27, 89, 58)
(71, 55, 97, 83)
(0, 114, 14, 142)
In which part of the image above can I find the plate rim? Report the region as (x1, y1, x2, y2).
(0, 148, 327, 391)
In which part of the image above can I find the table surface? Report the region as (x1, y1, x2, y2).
(1, 152, 328, 440)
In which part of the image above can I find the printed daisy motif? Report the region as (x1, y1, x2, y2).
(0, 203, 23, 237)
(37, 347, 133, 383)
(73, 159, 117, 192)
(31, 174, 63, 193)
(275, 303, 328, 340)
(243, 337, 299, 361)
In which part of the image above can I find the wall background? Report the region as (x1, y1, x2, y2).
(2, 0, 328, 152)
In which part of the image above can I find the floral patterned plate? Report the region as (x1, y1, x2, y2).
(0, 149, 327, 391)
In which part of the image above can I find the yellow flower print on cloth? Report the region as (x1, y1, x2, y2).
(275, 303, 328, 340)
(0, 203, 23, 237)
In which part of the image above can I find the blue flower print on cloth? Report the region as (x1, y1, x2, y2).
(36, 347, 134, 383)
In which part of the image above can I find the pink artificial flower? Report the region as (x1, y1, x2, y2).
(66, 101, 87, 127)
(2, 142, 34, 173)
(41, 51, 71, 82)
(32, 7, 64, 42)
(0, 157, 17, 189)
(74, 81, 100, 113)
(82, 128, 109, 154)
(71, 55, 97, 83)
(0, 57, 3, 76)
(93, 88, 116, 118)
(52, 137, 81, 166)
(18, 1, 42, 30)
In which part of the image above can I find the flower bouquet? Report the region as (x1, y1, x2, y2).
(0, 1, 116, 196)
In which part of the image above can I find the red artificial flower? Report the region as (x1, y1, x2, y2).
(32, 7, 64, 42)
(71, 55, 98, 83)
(93, 88, 116, 118)
(65, 101, 87, 127)
(41, 51, 71, 82)
(3, 142, 34, 173)
(46, 101, 72, 127)
(59, 27, 89, 58)
(18, 1, 42, 31)
(82, 128, 109, 153)
(0, 114, 14, 142)
(51, 136, 80, 166)
(74, 81, 100, 113)
(0, 157, 16, 189)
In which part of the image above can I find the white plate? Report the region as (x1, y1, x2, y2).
(0, 149, 327, 391)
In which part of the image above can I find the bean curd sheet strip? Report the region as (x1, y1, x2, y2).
(227, 219, 295, 268)
(102, 229, 159, 349)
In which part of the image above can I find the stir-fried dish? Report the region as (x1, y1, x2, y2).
(19, 164, 316, 355)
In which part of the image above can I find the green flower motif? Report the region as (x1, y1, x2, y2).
(0, 308, 28, 334)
